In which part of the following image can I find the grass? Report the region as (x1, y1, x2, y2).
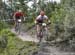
(0, 29, 38, 55)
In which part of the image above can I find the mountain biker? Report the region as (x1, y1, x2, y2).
(13, 10, 24, 30)
(35, 10, 51, 39)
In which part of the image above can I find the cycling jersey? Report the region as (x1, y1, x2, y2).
(36, 15, 48, 23)
(14, 12, 24, 19)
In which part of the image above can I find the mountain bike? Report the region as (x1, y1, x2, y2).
(15, 19, 22, 34)
(37, 23, 49, 44)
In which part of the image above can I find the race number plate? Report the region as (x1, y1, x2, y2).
(18, 19, 21, 22)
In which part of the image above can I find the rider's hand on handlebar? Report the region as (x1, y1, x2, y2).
(34, 21, 38, 24)
(48, 20, 51, 24)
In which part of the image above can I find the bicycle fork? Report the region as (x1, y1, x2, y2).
(15, 22, 21, 34)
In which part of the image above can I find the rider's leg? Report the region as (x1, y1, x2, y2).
(44, 26, 49, 41)
(14, 20, 17, 30)
(15, 20, 18, 32)
(18, 22, 22, 34)
(36, 25, 43, 45)
(37, 24, 43, 43)
(36, 24, 40, 38)
(45, 26, 48, 32)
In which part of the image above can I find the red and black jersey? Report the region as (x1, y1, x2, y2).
(14, 12, 24, 19)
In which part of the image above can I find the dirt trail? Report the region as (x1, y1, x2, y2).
(32, 42, 75, 55)
(11, 28, 39, 42)
(11, 28, 75, 55)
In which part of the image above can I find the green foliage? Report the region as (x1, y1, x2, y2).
(0, 29, 37, 55)
(48, 0, 75, 51)
(0, 21, 9, 31)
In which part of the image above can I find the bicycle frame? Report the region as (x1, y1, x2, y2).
(38, 23, 48, 43)
(15, 19, 22, 34)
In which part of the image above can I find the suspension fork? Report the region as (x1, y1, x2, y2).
(42, 25, 48, 41)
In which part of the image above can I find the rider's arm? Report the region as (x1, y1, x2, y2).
(47, 19, 51, 24)
(44, 15, 51, 24)
(21, 12, 26, 21)
(23, 15, 26, 21)
(34, 16, 39, 24)
(34, 19, 38, 24)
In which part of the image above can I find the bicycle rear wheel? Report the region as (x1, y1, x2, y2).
(15, 22, 21, 34)
(43, 28, 49, 41)
(15, 22, 18, 32)
(37, 29, 43, 43)
(18, 22, 21, 34)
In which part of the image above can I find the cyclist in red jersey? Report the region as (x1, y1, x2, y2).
(13, 10, 24, 21)
(13, 10, 24, 31)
